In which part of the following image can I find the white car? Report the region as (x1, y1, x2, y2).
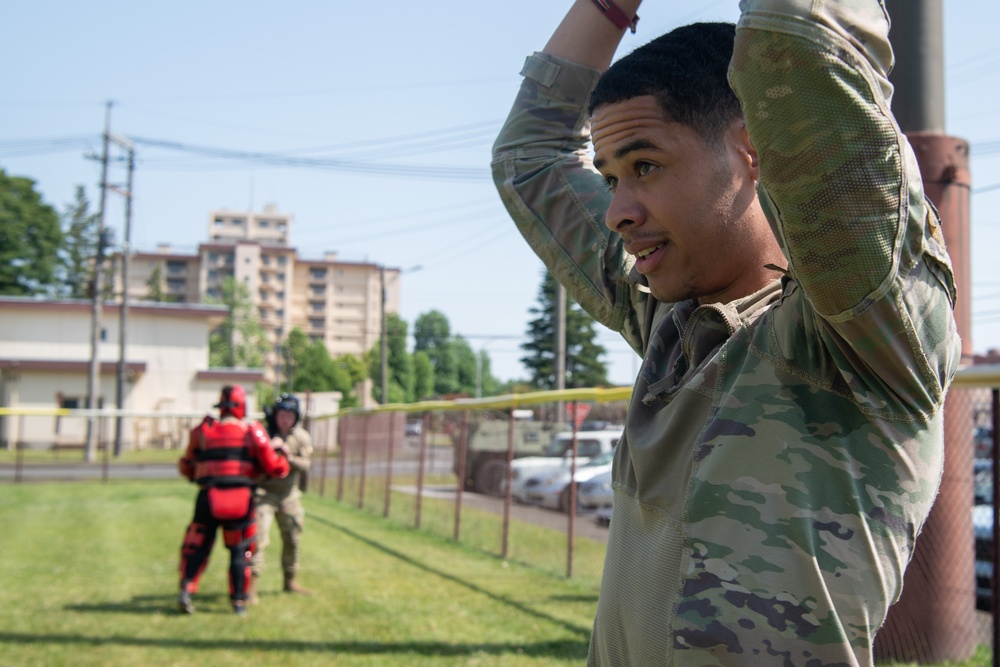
(524, 451, 615, 512)
(577, 469, 613, 510)
(505, 429, 621, 503)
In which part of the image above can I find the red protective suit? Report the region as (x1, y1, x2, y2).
(178, 414, 289, 612)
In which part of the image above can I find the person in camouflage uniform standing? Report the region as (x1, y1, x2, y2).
(492, 1, 961, 665)
(249, 393, 314, 602)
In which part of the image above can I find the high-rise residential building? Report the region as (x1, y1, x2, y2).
(122, 204, 400, 383)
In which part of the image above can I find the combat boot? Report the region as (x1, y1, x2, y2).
(177, 589, 194, 614)
(283, 573, 312, 594)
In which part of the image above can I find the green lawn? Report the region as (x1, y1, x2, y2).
(0, 480, 597, 667)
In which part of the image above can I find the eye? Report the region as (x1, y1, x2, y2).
(602, 174, 618, 193)
(636, 161, 656, 178)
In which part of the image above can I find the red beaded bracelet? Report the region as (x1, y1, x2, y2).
(590, 0, 639, 33)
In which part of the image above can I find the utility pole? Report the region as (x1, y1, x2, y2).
(874, 1, 974, 663)
(380, 266, 388, 405)
(84, 101, 113, 463)
(112, 137, 135, 458)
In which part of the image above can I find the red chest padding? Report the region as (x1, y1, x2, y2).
(193, 420, 260, 487)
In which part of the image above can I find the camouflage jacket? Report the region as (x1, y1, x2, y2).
(492, 1, 961, 665)
(256, 425, 312, 501)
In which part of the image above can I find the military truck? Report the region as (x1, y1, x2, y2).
(453, 410, 565, 496)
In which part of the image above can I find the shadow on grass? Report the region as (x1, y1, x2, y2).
(309, 514, 594, 639)
(0, 632, 589, 659)
(65, 593, 232, 615)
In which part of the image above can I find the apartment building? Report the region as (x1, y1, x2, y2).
(124, 205, 400, 379)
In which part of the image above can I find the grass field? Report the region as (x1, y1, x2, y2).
(1, 480, 599, 667)
(1, 479, 993, 667)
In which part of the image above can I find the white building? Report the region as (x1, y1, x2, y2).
(0, 296, 264, 450)
(123, 205, 400, 383)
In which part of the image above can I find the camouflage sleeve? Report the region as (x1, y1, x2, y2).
(491, 52, 650, 355)
(247, 420, 290, 479)
(730, 1, 960, 412)
(286, 427, 313, 472)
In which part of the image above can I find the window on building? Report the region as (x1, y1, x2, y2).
(60, 396, 81, 409)
(208, 269, 218, 281)
(277, 273, 286, 282)
(166, 261, 185, 274)
(309, 318, 324, 329)
(259, 219, 270, 228)
(311, 286, 325, 297)
(275, 309, 284, 318)
(260, 273, 268, 283)
(214, 218, 224, 226)
(259, 307, 268, 319)
(167, 279, 185, 290)
(208, 252, 218, 262)
(275, 327, 284, 337)
(232, 218, 244, 226)
(261, 255, 270, 265)
(278, 255, 287, 266)
(276, 291, 285, 300)
(311, 303, 324, 314)
(310, 268, 326, 280)
(259, 289, 267, 301)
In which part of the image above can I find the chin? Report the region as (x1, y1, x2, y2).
(647, 282, 695, 304)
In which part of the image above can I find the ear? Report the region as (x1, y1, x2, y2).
(730, 119, 759, 182)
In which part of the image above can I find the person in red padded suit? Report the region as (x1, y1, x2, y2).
(176, 385, 289, 616)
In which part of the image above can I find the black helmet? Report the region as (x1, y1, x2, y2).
(274, 393, 301, 425)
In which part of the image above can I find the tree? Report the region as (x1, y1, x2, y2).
(56, 186, 99, 299)
(0, 168, 62, 296)
(521, 271, 609, 390)
(413, 310, 459, 396)
(412, 351, 435, 401)
(452, 336, 479, 397)
(368, 312, 413, 403)
(280, 327, 363, 406)
(146, 265, 171, 302)
(208, 276, 270, 368)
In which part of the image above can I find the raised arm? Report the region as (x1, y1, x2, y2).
(730, 0, 959, 409)
(492, 0, 649, 350)
(542, 0, 641, 70)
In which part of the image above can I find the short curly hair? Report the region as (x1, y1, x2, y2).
(588, 22, 742, 144)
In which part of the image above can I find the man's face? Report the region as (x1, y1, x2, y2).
(275, 408, 297, 434)
(591, 95, 766, 304)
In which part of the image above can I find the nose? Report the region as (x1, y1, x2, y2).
(603, 185, 643, 233)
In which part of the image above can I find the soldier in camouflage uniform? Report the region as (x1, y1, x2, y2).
(492, 1, 961, 665)
(249, 393, 314, 601)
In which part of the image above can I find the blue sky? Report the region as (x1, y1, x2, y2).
(4, 1, 1000, 384)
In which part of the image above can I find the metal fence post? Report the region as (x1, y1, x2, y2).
(454, 410, 468, 542)
(567, 400, 580, 578)
(502, 408, 515, 559)
(359, 413, 370, 510)
(384, 411, 397, 519)
(416, 411, 429, 530)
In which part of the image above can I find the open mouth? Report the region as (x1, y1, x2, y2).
(635, 244, 664, 260)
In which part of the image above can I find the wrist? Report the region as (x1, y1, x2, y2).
(589, 0, 640, 33)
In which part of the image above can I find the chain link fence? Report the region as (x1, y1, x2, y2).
(3, 373, 999, 664)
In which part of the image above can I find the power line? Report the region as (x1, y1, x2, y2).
(129, 135, 489, 181)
